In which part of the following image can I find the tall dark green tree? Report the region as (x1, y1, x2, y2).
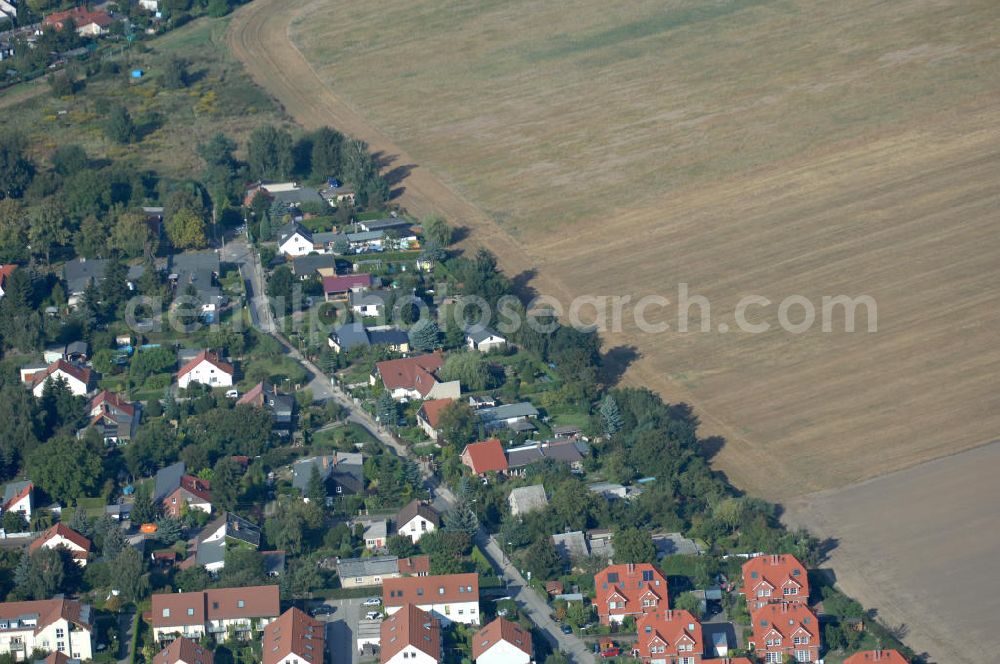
(408, 319, 440, 352)
(130, 483, 159, 525)
(26, 436, 103, 504)
(306, 464, 326, 505)
(247, 125, 294, 180)
(0, 131, 34, 199)
(309, 127, 343, 179)
(599, 394, 622, 438)
(212, 457, 241, 513)
(103, 105, 135, 144)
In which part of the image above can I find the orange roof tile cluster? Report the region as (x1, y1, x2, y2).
(751, 602, 819, 649)
(262, 607, 324, 664)
(176, 474, 212, 503)
(635, 609, 702, 660)
(0, 264, 15, 292)
(90, 390, 136, 418)
(374, 352, 445, 397)
(177, 350, 234, 379)
(417, 398, 453, 429)
(383, 573, 479, 608)
(844, 651, 909, 664)
(380, 604, 440, 663)
(461, 438, 508, 475)
(0, 598, 91, 633)
(741, 554, 809, 603)
(29, 523, 92, 561)
(471, 617, 532, 660)
(594, 563, 669, 619)
(42, 6, 112, 30)
(154, 636, 213, 664)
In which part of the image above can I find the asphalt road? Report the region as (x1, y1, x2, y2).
(240, 239, 594, 663)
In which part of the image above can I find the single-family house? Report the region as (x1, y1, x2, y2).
(169, 252, 224, 322)
(0, 264, 16, 299)
(507, 485, 547, 516)
(177, 351, 234, 389)
(748, 602, 820, 663)
(319, 185, 356, 207)
(465, 327, 506, 353)
(2, 480, 33, 522)
(363, 520, 388, 550)
(551, 531, 589, 563)
(63, 258, 108, 307)
(276, 223, 316, 257)
(291, 455, 334, 499)
(594, 563, 669, 625)
(371, 352, 460, 402)
(337, 555, 400, 588)
(416, 398, 452, 441)
(398, 555, 431, 577)
(290, 253, 337, 279)
(86, 390, 139, 445)
(740, 554, 809, 610)
(237, 381, 295, 432)
(380, 604, 441, 664)
(29, 360, 93, 397)
(43, 6, 113, 36)
(460, 439, 508, 477)
(153, 462, 213, 517)
(328, 324, 410, 354)
(0, 599, 94, 660)
(383, 573, 480, 625)
(261, 608, 324, 664)
(471, 617, 532, 664)
(468, 395, 496, 409)
(475, 402, 538, 431)
(153, 637, 213, 664)
(357, 218, 413, 233)
(191, 513, 260, 573)
(506, 439, 586, 474)
(395, 500, 440, 544)
(29, 524, 91, 566)
(634, 609, 703, 664)
(843, 651, 909, 664)
(350, 290, 392, 318)
(322, 273, 372, 301)
(150, 585, 280, 642)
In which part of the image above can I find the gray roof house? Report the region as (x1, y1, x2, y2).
(291, 455, 335, 495)
(337, 555, 400, 588)
(328, 323, 410, 354)
(349, 290, 392, 317)
(64, 258, 108, 296)
(552, 531, 589, 562)
(356, 218, 413, 233)
(194, 512, 261, 572)
(506, 440, 586, 472)
(152, 461, 187, 503)
(290, 253, 337, 278)
(272, 187, 325, 208)
(507, 484, 548, 516)
(331, 451, 364, 496)
(465, 326, 507, 353)
(168, 251, 224, 317)
(477, 402, 539, 430)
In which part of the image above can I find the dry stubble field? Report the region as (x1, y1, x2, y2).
(229, 0, 1000, 660)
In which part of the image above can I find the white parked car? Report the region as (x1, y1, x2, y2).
(365, 611, 383, 621)
(362, 597, 381, 607)
(225, 389, 239, 398)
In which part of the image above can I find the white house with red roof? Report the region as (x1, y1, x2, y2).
(153, 636, 213, 664)
(380, 604, 441, 664)
(740, 554, 809, 610)
(749, 602, 821, 663)
(634, 609, 703, 663)
(261, 607, 324, 664)
(0, 598, 94, 660)
(150, 585, 280, 642)
(1, 480, 33, 522)
(383, 573, 480, 626)
(29, 524, 92, 566)
(177, 351, 234, 389)
(460, 439, 508, 476)
(28, 359, 93, 397)
(594, 563, 669, 625)
(471, 617, 532, 664)
(416, 398, 452, 441)
(371, 352, 460, 402)
(322, 273, 372, 301)
(87, 390, 139, 444)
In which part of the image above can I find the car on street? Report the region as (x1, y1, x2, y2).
(560, 624, 573, 634)
(362, 597, 381, 607)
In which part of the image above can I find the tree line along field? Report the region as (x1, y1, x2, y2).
(279, 1, 1000, 661)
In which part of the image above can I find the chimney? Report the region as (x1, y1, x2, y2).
(627, 563, 635, 574)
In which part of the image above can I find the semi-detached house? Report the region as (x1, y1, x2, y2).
(594, 563, 669, 625)
(382, 573, 480, 626)
(0, 598, 94, 661)
(261, 608, 324, 664)
(634, 609, 703, 664)
(740, 554, 809, 611)
(749, 602, 820, 663)
(150, 585, 280, 642)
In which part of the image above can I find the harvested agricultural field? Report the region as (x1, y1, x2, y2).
(229, 0, 1000, 660)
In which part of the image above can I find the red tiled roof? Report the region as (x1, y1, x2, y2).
(262, 608, 324, 664)
(43, 6, 113, 29)
(472, 617, 532, 660)
(375, 352, 445, 397)
(751, 602, 819, 648)
(461, 438, 508, 475)
(0, 598, 91, 634)
(90, 390, 136, 418)
(151, 585, 280, 628)
(635, 609, 702, 660)
(154, 636, 214, 664)
(382, 573, 479, 609)
(177, 350, 234, 379)
(398, 555, 431, 576)
(844, 651, 909, 664)
(32, 359, 92, 389)
(2, 481, 32, 511)
(322, 273, 372, 294)
(176, 475, 212, 503)
(594, 563, 669, 618)
(418, 398, 453, 430)
(741, 554, 809, 603)
(29, 523, 92, 560)
(380, 604, 440, 663)
(236, 381, 270, 407)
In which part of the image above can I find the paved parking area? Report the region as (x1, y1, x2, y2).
(308, 596, 381, 664)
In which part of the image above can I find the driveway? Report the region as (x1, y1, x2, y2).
(307, 596, 380, 664)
